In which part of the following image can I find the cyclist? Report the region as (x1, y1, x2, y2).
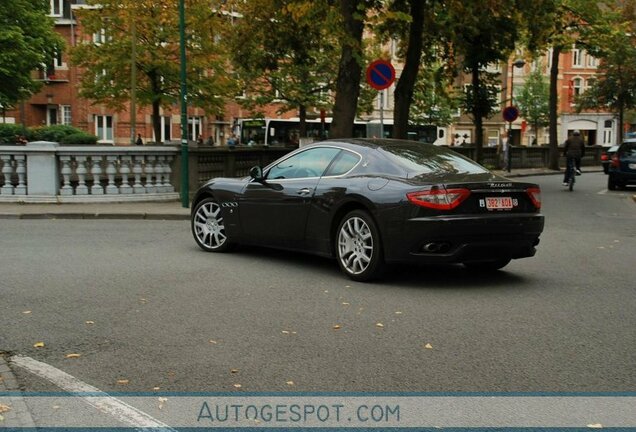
(563, 130, 585, 186)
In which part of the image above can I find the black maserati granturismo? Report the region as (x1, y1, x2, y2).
(191, 138, 544, 281)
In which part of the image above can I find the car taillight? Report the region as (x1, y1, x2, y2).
(610, 154, 620, 168)
(526, 187, 541, 209)
(601, 153, 609, 161)
(407, 187, 471, 210)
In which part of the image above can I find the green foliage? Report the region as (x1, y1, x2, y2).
(30, 125, 86, 142)
(71, 0, 236, 119)
(227, 0, 341, 118)
(0, 124, 27, 143)
(60, 132, 99, 144)
(517, 68, 550, 133)
(0, 0, 64, 105)
(411, 63, 459, 127)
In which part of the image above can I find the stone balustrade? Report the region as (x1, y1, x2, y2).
(0, 142, 179, 203)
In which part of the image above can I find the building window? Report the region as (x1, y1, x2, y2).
(603, 120, 613, 145)
(47, 107, 58, 126)
(572, 46, 583, 67)
(93, 29, 108, 45)
(95, 115, 113, 143)
(152, 116, 172, 143)
(62, 106, 72, 125)
(188, 116, 203, 141)
(50, 0, 63, 16)
(573, 78, 583, 97)
(587, 55, 598, 68)
(53, 49, 64, 69)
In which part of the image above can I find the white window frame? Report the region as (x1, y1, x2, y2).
(188, 116, 203, 141)
(587, 55, 598, 68)
(50, 0, 63, 17)
(62, 105, 72, 125)
(572, 77, 583, 96)
(572, 46, 583, 68)
(152, 116, 172, 143)
(94, 115, 114, 143)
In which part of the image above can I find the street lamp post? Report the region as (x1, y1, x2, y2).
(507, 59, 526, 173)
(179, 0, 189, 208)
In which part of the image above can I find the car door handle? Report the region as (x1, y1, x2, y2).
(297, 188, 312, 195)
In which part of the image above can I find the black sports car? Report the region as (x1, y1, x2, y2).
(191, 138, 544, 281)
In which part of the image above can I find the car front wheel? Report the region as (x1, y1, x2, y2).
(191, 198, 233, 252)
(336, 210, 384, 282)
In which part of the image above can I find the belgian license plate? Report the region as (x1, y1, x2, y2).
(485, 196, 515, 210)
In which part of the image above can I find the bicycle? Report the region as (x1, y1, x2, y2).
(567, 160, 576, 191)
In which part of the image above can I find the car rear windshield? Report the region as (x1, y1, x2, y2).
(620, 143, 636, 156)
(377, 142, 489, 177)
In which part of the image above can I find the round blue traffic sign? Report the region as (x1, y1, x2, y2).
(503, 106, 519, 122)
(366, 60, 396, 91)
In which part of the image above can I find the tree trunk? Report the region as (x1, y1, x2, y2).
(330, 0, 365, 139)
(299, 105, 307, 138)
(152, 99, 161, 144)
(548, 46, 561, 170)
(471, 67, 484, 164)
(393, 0, 425, 139)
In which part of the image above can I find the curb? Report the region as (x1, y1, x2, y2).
(0, 213, 189, 221)
(0, 355, 36, 428)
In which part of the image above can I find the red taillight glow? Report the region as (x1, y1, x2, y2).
(407, 188, 471, 210)
(526, 187, 542, 209)
(610, 154, 620, 168)
(601, 153, 609, 161)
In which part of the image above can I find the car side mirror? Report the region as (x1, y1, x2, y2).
(249, 165, 264, 182)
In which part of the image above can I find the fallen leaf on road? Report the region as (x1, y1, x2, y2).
(0, 404, 10, 414)
(233, 384, 242, 389)
(598, 246, 605, 249)
(153, 387, 161, 391)
(65, 353, 81, 359)
(332, 325, 342, 330)
(85, 321, 95, 325)
(345, 285, 351, 288)
(376, 323, 384, 328)
(33, 342, 45, 348)
(292, 331, 297, 334)
(208, 340, 218, 344)
(395, 311, 403, 315)
(342, 302, 350, 306)
(158, 397, 168, 410)
(424, 343, 433, 349)
(22, 311, 32, 314)
(286, 381, 295, 386)
(281, 330, 290, 334)
(116, 379, 130, 385)
(324, 290, 329, 293)
(587, 424, 603, 429)
(230, 369, 239, 374)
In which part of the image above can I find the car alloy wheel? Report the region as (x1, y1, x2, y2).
(336, 210, 384, 281)
(192, 198, 231, 252)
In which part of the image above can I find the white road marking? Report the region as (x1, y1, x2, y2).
(597, 189, 608, 195)
(9, 355, 175, 431)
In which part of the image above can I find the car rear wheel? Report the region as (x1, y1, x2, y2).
(191, 198, 233, 252)
(336, 210, 384, 282)
(463, 258, 511, 271)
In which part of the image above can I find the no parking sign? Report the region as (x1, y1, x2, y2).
(366, 59, 396, 90)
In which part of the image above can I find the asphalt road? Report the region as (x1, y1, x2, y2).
(1, 172, 635, 393)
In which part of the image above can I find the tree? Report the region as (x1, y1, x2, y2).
(330, 0, 382, 138)
(71, 0, 235, 142)
(517, 69, 550, 144)
(227, 0, 341, 138)
(576, 3, 636, 144)
(410, 62, 458, 128)
(0, 0, 63, 107)
(450, 1, 522, 163)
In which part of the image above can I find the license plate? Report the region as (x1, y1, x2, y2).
(485, 197, 516, 210)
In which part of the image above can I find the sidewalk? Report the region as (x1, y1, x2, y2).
(0, 168, 609, 220)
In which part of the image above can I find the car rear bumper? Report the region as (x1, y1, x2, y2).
(383, 213, 544, 264)
(608, 170, 636, 183)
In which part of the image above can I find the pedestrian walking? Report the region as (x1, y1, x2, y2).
(136, 134, 143, 146)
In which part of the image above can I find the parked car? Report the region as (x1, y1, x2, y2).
(601, 145, 619, 174)
(608, 139, 636, 190)
(190, 139, 544, 281)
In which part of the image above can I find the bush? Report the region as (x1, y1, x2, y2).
(0, 124, 27, 144)
(30, 125, 86, 143)
(60, 132, 99, 145)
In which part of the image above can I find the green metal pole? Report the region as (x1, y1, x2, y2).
(179, 0, 189, 208)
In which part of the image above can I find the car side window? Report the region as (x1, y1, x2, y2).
(324, 150, 360, 176)
(267, 147, 341, 180)
(622, 143, 636, 156)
